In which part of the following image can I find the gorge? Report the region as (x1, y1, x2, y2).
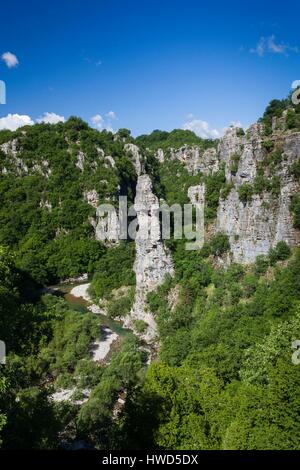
(1, 91, 300, 449)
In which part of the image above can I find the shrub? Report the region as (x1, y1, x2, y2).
(236, 128, 245, 137)
(254, 255, 269, 276)
(208, 233, 230, 256)
(286, 109, 300, 130)
(238, 183, 254, 203)
(269, 241, 291, 265)
(230, 154, 241, 176)
(133, 319, 148, 334)
(290, 195, 300, 229)
(262, 140, 274, 152)
(220, 182, 234, 199)
(107, 289, 134, 318)
(291, 159, 300, 181)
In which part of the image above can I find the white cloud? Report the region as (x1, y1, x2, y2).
(292, 80, 300, 90)
(251, 35, 298, 57)
(182, 118, 220, 139)
(106, 110, 117, 120)
(84, 57, 102, 66)
(0, 113, 34, 131)
(37, 112, 65, 124)
(91, 114, 104, 130)
(91, 113, 116, 132)
(1, 52, 19, 68)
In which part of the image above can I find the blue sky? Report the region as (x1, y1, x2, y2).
(0, 0, 300, 137)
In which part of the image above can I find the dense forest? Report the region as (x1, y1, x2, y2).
(0, 91, 300, 449)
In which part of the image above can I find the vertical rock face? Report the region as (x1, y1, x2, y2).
(155, 125, 300, 264)
(94, 207, 120, 244)
(170, 146, 219, 175)
(124, 174, 174, 341)
(76, 151, 85, 171)
(216, 129, 300, 263)
(124, 143, 144, 176)
(187, 183, 206, 206)
(1, 138, 29, 174)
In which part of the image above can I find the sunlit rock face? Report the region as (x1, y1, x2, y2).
(124, 143, 144, 176)
(215, 129, 300, 263)
(170, 146, 219, 175)
(157, 125, 300, 264)
(124, 174, 174, 341)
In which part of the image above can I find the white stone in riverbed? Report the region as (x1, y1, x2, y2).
(87, 303, 107, 315)
(50, 388, 90, 405)
(92, 327, 118, 361)
(70, 283, 91, 301)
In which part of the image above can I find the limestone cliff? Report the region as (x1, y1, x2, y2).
(123, 174, 174, 341)
(163, 124, 300, 264)
(216, 126, 300, 263)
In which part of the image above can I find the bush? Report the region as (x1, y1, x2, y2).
(208, 233, 230, 257)
(269, 241, 291, 265)
(262, 140, 274, 152)
(238, 183, 254, 203)
(91, 242, 135, 299)
(230, 154, 241, 176)
(291, 159, 300, 181)
(133, 319, 148, 334)
(220, 182, 233, 199)
(107, 289, 134, 318)
(286, 109, 300, 130)
(290, 195, 300, 229)
(254, 255, 269, 276)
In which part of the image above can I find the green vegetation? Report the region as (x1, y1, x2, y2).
(90, 242, 135, 300)
(238, 174, 281, 204)
(236, 127, 245, 137)
(203, 167, 227, 221)
(286, 108, 300, 130)
(290, 195, 300, 229)
(133, 319, 148, 334)
(0, 120, 137, 285)
(268, 241, 291, 265)
(136, 129, 217, 151)
(0, 102, 300, 451)
(121, 246, 300, 450)
(238, 183, 254, 203)
(0, 245, 144, 448)
(259, 88, 300, 134)
(260, 98, 288, 134)
(230, 153, 241, 176)
(106, 287, 135, 319)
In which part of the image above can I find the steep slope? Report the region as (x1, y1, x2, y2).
(0, 119, 137, 284)
(147, 112, 300, 264)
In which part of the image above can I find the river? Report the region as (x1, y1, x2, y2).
(52, 282, 130, 336)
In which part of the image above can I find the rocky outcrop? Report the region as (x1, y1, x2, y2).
(156, 148, 165, 163)
(153, 125, 300, 264)
(170, 146, 219, 175)
(94, 206, 120, 244)
(0, 138, 29, 174)
(216, 129, 300, 263)
(83, 189, 99, 208)
(76, 151, 85, 171)
(124, 174, 174, 341)
(124, 143, 144, 175)
(1, 138, 18, 157)
(104, 155, 115, 168)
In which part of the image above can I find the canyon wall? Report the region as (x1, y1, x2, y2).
(123, 174, 174, 341)
(157, 125, 300, 263)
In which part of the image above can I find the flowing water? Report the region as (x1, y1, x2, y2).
(49, 283, 130, 337)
